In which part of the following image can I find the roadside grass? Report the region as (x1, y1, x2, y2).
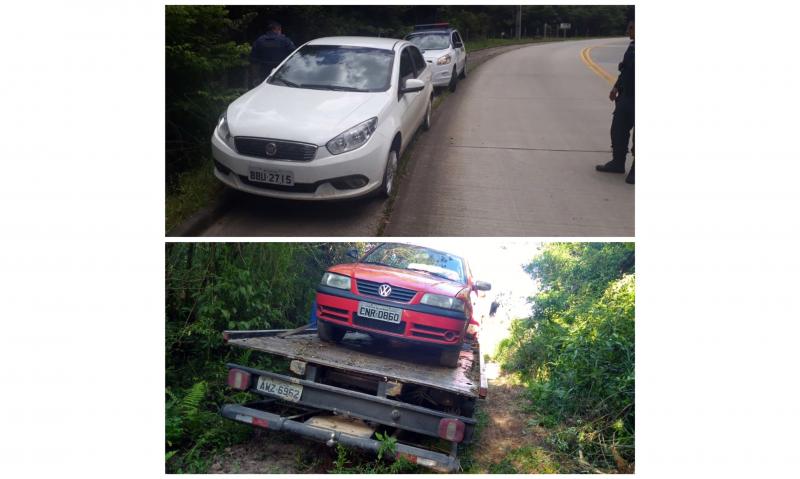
(165, 157, 223, 233)
(465, 37, 543, 52)
(465, 35, 605, 53)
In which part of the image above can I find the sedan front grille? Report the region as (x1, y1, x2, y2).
(234, 137, 317, 161)
(356, 279, 417, 303)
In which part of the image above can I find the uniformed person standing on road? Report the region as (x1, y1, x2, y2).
(249, 21, 297, 87)
(596, 19, 635, 184)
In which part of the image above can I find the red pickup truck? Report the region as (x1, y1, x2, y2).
(315, 243, 491, 367)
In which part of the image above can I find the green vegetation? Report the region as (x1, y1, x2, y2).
(165, 157, 223, 232)
(328, 434, 423, 474)
(165, 242, 370, 472)
(497, 243, 635, 471)
(464, 36, 599, 53)
(165, 5, 631, 229)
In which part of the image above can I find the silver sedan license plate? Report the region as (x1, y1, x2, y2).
(358, 301, 402, 324)
(248, 167, 294, 186)
(256, 376, 303, 402)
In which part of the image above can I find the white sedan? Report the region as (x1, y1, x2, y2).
(211, 37, 433, 200)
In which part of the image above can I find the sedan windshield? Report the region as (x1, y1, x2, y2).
(269, 45, 394, 92)
(362, 243, 465, 283)
(406, 33, 451, 51)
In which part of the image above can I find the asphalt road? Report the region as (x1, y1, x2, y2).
(386, 38, 633, 236)
(199, 38, 632, 237)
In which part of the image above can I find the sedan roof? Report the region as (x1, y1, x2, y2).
(307, 36, 404, 51)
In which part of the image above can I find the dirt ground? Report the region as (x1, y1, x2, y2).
(208, 430, 330, 474)
(464, 367, 565, 473)
(209, 365, 576, 474)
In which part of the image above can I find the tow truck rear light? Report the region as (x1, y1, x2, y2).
(397, 452, 437, 467)
(227, 368, 251, 390)
(438, 418, 465, 442)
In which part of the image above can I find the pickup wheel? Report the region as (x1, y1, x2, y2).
(318, 321, 345, 343)
(439, 347, 461, 367)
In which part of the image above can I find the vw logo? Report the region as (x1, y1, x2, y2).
(378, 284, 392, 297)
(265, 142, 278, 156)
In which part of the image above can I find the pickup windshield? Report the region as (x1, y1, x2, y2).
(269, 45, 394, 92)
(362, 243, 465, 283)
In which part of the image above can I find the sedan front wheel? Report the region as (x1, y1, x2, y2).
(378, 149, 398, 198)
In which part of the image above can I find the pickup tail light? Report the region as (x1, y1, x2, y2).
(438, 418, 465, 442)
(227, 368, 251, 390)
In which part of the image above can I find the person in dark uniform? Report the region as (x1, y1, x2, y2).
(249, 21, 296, 87)
(596, 19, 635, 184)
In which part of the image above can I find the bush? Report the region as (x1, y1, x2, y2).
(496, 243, 634, 469)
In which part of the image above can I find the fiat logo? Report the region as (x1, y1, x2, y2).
(265, 142, 278, 156)
(378, 284, 392, 297)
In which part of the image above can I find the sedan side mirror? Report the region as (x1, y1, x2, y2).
(474, 280, 492, 291)
(401, 78, 425, 94)
(346, 248, 359, 260)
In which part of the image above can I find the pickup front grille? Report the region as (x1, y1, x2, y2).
(356, 279, 417, 303)
(234, 137, 317, 161)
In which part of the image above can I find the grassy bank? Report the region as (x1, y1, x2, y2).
(465, 35, 607, 53)
(165, 157, 223, 233)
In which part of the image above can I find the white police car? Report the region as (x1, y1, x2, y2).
(405, 23, 467, 92)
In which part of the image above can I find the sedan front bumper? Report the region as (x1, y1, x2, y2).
(211, 129, 389, 200)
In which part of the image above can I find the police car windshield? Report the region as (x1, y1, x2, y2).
(406, 33, 451, 51)
(362, 243, 465, 284)
(269, 45, 394, 92)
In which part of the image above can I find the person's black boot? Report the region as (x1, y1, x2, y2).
(596, 160, 626, 173)
(625, 162, 635, 184)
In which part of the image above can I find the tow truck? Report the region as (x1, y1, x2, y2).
(219, 327, 488, 472)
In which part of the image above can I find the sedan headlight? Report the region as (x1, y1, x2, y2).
(321, 272, 352, 290)
(436, 54, 452, 65)
(326, 117, 378, 155)
(420, 293, 465, 312)
(217, 113, 235, 150)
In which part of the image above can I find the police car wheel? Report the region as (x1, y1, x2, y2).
(422, 97, 432, 131)
(459, 59, 467, 79)
(449, 66, 458, 92)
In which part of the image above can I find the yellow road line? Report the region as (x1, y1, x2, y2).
(580, 46, 616, 85)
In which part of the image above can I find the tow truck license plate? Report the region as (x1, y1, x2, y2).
(256, 376, 302, 402)
(358, 301, 402, 324)
(248, 167, 294, 186)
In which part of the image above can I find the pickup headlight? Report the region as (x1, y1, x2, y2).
(217, 113, 235, 150)
(436, 54, 452, 65)
(326, 117, 378, 155)
(321, 272, 351, 290)
(420, 293, 465, 312)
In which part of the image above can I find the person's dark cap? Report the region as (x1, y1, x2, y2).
(267, 21, 281, 31)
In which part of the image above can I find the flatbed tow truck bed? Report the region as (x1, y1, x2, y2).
(219, 328, 488, 472)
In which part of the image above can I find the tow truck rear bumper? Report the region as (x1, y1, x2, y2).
(221, 403, 460, 472)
